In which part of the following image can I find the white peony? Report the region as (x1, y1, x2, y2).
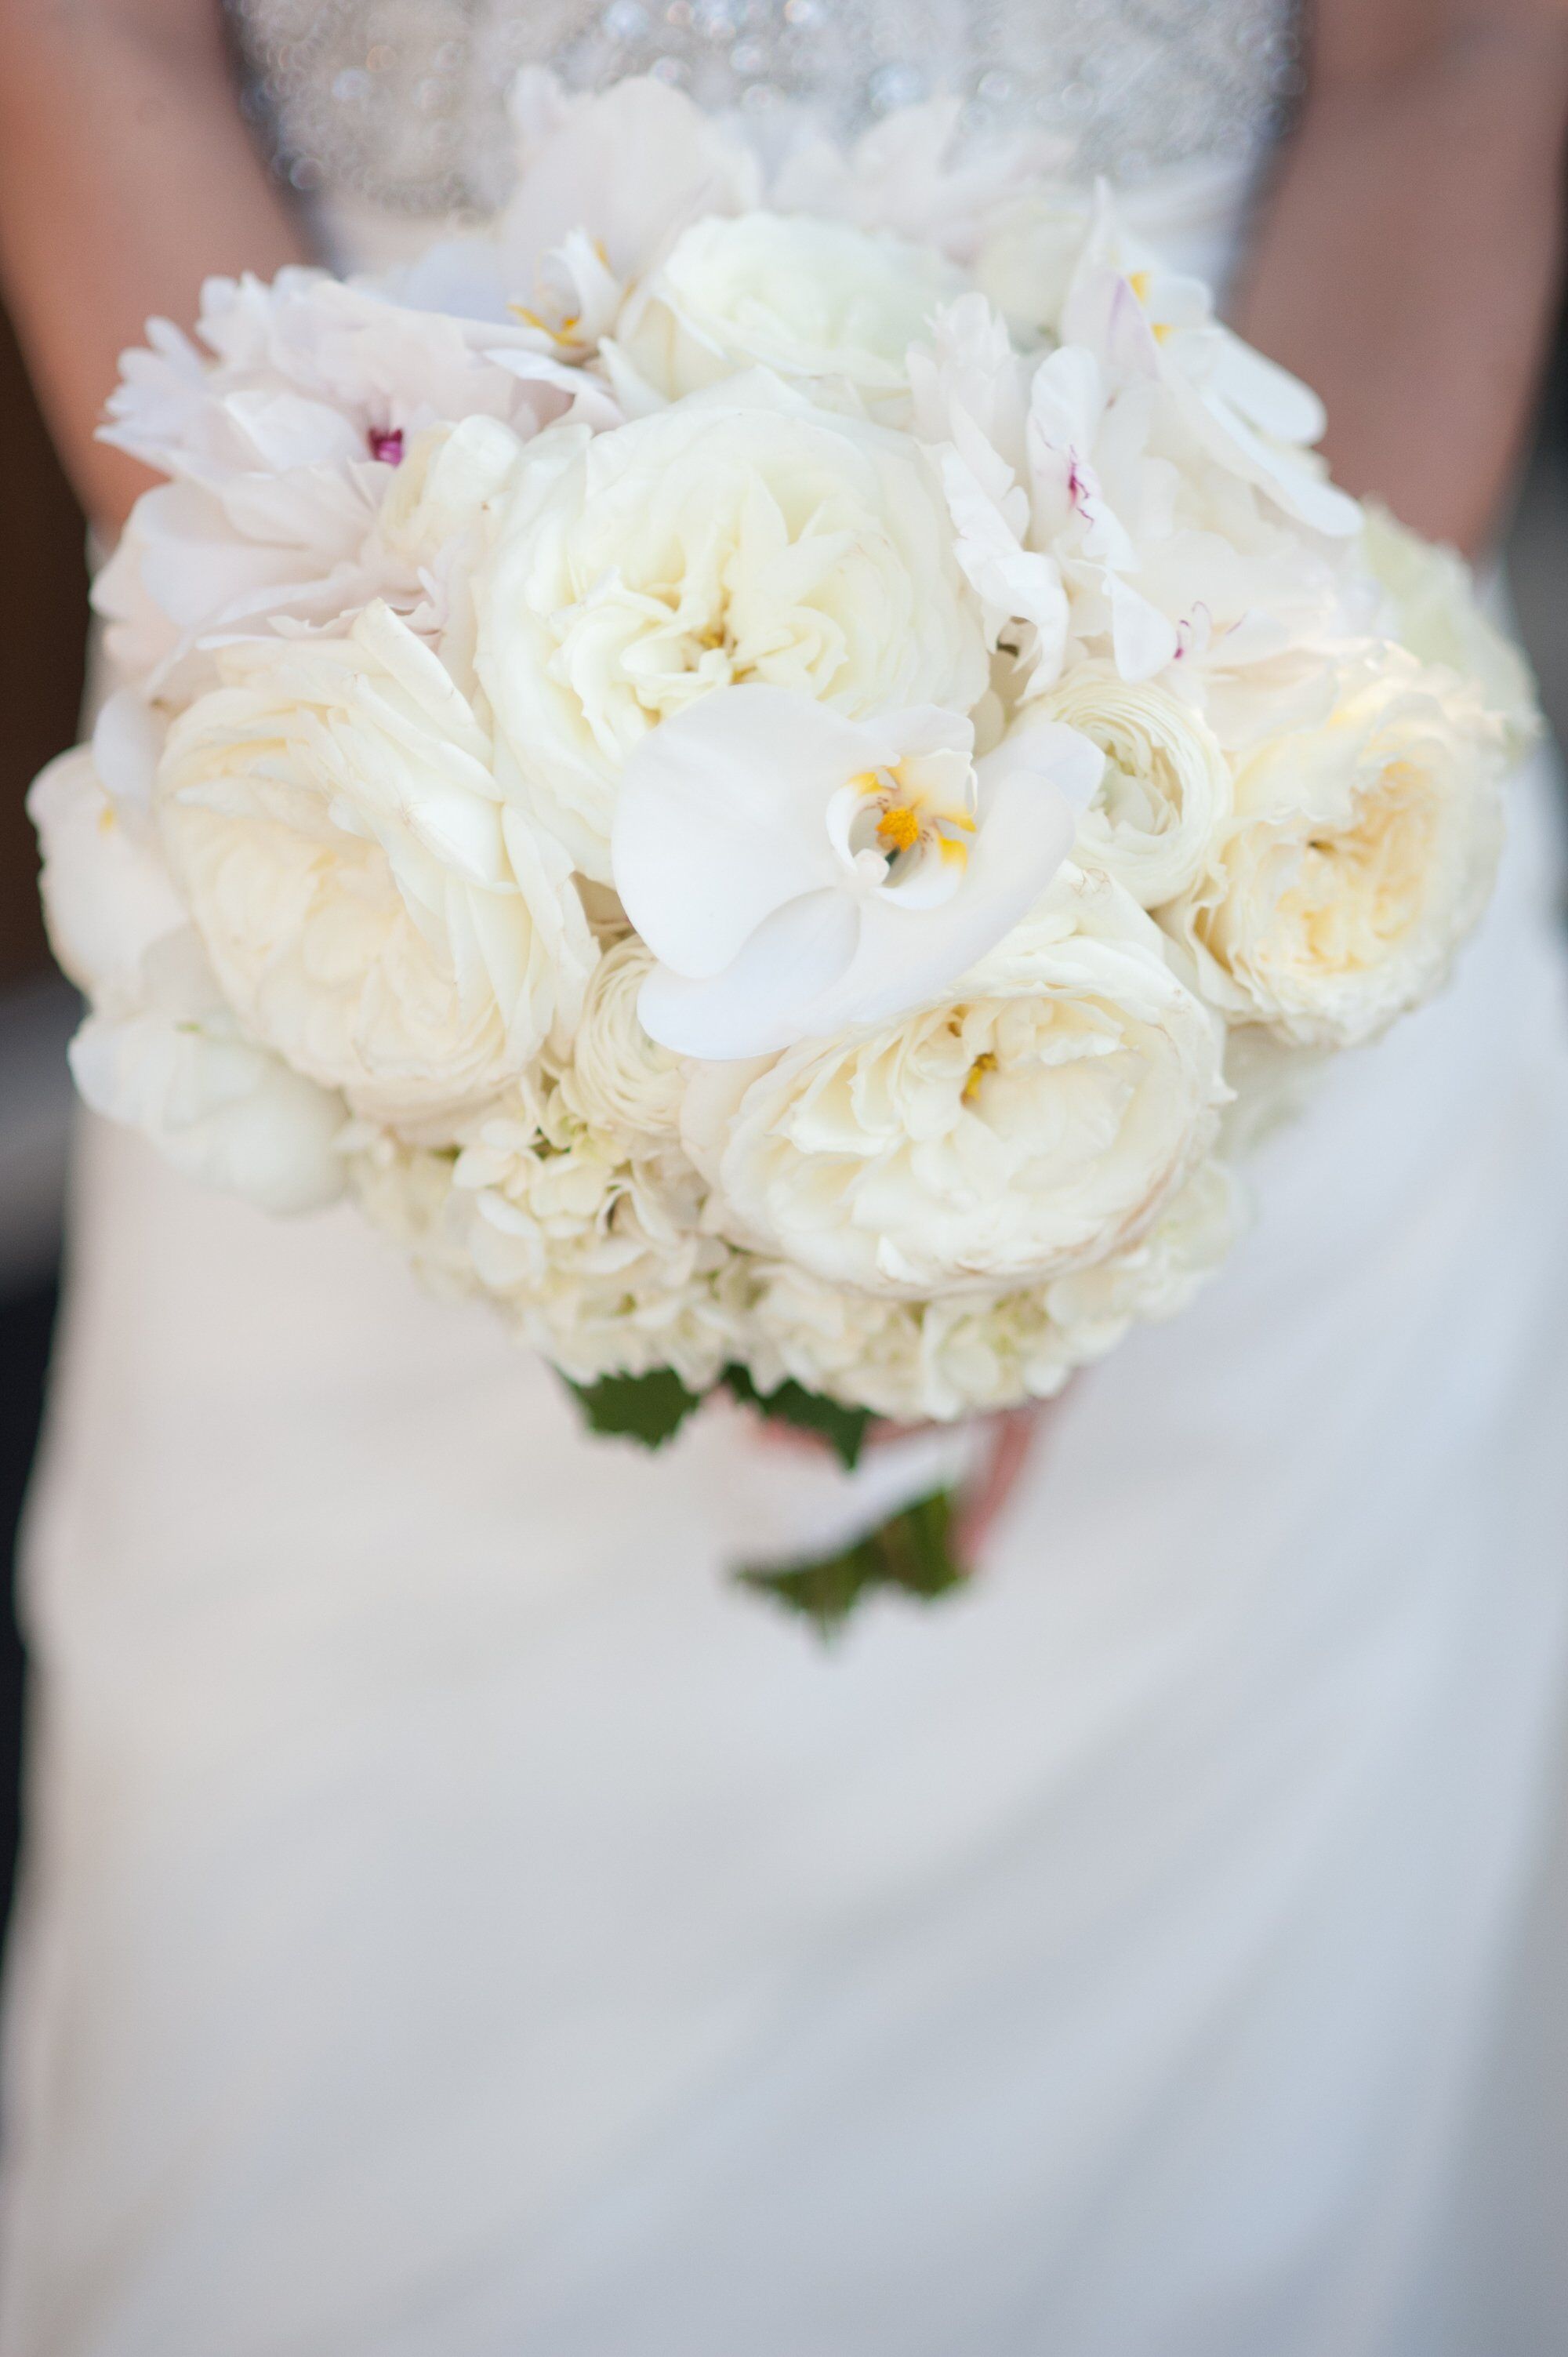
(30, 707, 343, 1213)
(974, 190, 1094, 343)
(768, 96, 1062, 263)
(1164, 652, 1506, 1048)
(609, 212, 960, 417)
(96, 268, 584, 698)
(682, 866, 1227, 1299)
(366, 416, 524, 679)
(156, 601, 596, 1128)
(1031, 663, 1232, 908)
(474, 370, 989, 880)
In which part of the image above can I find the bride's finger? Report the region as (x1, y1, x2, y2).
(953, 1404, 1050, 1561)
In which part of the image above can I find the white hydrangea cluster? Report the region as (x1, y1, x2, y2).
(31, 73, 1530, 1425)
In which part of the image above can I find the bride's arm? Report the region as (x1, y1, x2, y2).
(1233, 0, 1568, 554)
(0, 0, 310, 532)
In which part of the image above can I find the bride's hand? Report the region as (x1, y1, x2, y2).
(750, 1396, 1064, 1561)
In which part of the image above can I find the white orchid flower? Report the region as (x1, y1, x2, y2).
(612, 685, 1104, 1060)
(1059, 190, 1361, 540)
(1026, 341, 1179, 684)
(388, 73, 760, 379)
(909, 296, 1069, 674)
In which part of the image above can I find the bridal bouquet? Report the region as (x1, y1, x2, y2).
(31, 76, 1533, 1622)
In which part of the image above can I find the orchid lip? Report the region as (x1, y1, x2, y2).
(825, 761, 975, 909)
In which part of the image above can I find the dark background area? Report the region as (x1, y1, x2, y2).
(1, 296, 85, 1930)
(2, 300, 1567, 1943)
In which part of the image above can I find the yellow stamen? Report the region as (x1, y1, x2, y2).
(963, 1051, 997, 1103)
(1127, 270, 1152, 303)
(877, 804, 921, 853)
(1152, 320, 1172, 344)
(507, 303, 583, 347)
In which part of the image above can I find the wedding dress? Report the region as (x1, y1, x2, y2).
(5, 5, 1568, 2352)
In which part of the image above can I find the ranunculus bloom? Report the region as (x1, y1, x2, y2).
(474, 371, 989, 881)
(609, 212, 960, 417)
(1165, 652, 1507, 1049)
(554, 935, 688, 1143)
(682, 866, 1227, 1298)
(1029, 662, 1232, 908)
(157, 602, 596, 1128)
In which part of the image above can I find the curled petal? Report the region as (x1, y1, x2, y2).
(638, 888, 860, 1059)
(613, 686, 869, 979)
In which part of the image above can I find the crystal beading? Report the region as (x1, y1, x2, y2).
(229, 0, 1301, 221)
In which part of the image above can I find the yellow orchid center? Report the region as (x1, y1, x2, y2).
(848, 761, 977, 877)
(1127, 269, 1172, 340)
(877, 804, 922, 853)
(507, 301, 584, 348)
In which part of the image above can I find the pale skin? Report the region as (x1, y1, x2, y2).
(2, 0, 1567, 1551)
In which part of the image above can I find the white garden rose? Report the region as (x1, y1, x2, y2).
(1031, 663, 1232, 908)
(1040, 1153, 1241, 1349)
(157, 601, 596, 1128)
(609, 212, 959, 417)
(1164, 652, 1506, 1048)
(554, 935, 687, 1143)
(1363, 504, 1540, 764)
(683, 866, 1227, 1299)
(474, 371, 990, 879)
(746, 1155, 1240, 1420)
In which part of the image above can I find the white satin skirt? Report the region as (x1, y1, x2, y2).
(3, 750, 1568, 2357)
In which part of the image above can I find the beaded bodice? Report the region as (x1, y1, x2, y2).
(230, 0, 1302, 221)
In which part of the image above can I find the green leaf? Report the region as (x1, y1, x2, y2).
(736, 1487, 969, 1637)
(564, 1366, 703, 1450)
(721, 1364, 873, 1470)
